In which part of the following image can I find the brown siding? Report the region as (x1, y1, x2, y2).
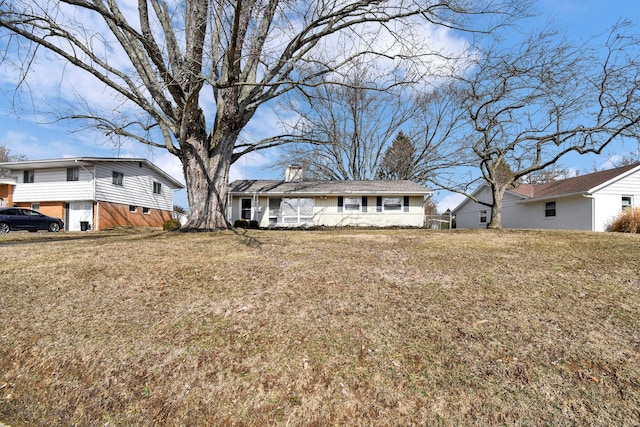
(14, 201, 65, 220)
(97, 201, 172, 230)
(0, 184, 14, 206)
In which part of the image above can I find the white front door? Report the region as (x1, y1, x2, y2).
(68, 202, 93, 231)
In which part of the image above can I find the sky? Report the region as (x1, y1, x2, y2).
(1, 0, 639, 211)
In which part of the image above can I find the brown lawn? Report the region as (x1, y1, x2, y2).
(0, 228, 639, 426)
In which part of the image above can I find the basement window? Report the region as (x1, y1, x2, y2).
(545, 201, 556, 217)
(129, 205, 137, 213)
(143, 207, 150, 215)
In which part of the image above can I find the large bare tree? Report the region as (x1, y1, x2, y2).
(0, 0, 527, 229)
(275, 63, 418, 180)
(433, 24, 640, 228)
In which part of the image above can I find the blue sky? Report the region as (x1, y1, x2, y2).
(1, 0, 638, 211)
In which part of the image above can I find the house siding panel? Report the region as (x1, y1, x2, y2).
(519, 196, 592, 230)
(11, 167, 94, 202)
(454, 186, 495, 229)
(592, 172, 640, 231)
(94, 162, 174, 211)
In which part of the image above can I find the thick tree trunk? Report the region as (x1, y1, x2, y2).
(487, 187, 504, 229)
(181, 136, 235, 230)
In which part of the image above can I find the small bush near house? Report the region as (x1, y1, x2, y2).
(162, 219, 181, 231)
(234, 219, 259, 229)
(607, 207, 640, 233)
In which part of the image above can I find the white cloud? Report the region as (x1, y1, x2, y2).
(436, 192, 466, 213)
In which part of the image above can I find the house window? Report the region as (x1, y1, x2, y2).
(383, 197, 402, 211)
(622, 196, 633, 210)
(67, 167, 79, 181)
(129, 205, 137, 213)
(479, 210, 488, 224)
(362, 196, 368, 212)
(344, 197, 361, 211)
(23, 170, 34, 183)
(112, 171, 124, 186)
(545, 201, 556, 217)
(31, 203, 40, 212)
(281, 197, 314, 224)
(143, 207, 150, 215)
(153, 181, 162, 194)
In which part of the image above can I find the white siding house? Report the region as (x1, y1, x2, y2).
(228, 170, 431, 228)
(452, 163, 640, 231)
(0, 158, 184, 231)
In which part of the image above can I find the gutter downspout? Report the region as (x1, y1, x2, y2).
(582, 193, 594, 231)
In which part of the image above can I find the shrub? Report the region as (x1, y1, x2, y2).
(163, 219, 182, 231)
(607, 207, 640, 233)
(234, 219, 259, 229)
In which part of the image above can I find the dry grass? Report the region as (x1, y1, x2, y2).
(0, 228, 639, 426)
(608, 207, 640, 233)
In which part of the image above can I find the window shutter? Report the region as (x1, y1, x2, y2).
(404, 196, 410, 212)
(338, 196, 343, 212)
(362, 196, 368, 212)
(376, 196, 382, 212)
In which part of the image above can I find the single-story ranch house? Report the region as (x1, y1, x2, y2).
(228, 166, 432, 228)
(0, 157, 184, 231)
(452, 162, 640, 231)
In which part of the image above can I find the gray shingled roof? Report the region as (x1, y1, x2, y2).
(228, 179, 431, 195)
(511, 162, 640, 200)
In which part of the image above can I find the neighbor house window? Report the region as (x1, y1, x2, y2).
(383, 197, 402, 211)
(129, 205, 137, 213)
(344, 197, 361, 211)
(281, 198, 314, 224)
(31, 203, 40, 211)
(112, 171, 124, 186)
(23, 170, 34, 183)
(622, 196, 633, 210)
(545, 201, 556, 217)
(153, 181, 162, 194)
(479, 210, 488, 224)
(67, 167, 79, 181)
(143, 207, 150, 214)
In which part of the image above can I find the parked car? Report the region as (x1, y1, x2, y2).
(0, 207, 64, 233)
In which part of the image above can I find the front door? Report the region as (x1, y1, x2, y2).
(241, 198, 252, 220)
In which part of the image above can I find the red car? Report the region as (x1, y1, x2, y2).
(0, 207, 64, 233)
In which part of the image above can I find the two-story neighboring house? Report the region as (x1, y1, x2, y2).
(0, 157, 184, 231)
